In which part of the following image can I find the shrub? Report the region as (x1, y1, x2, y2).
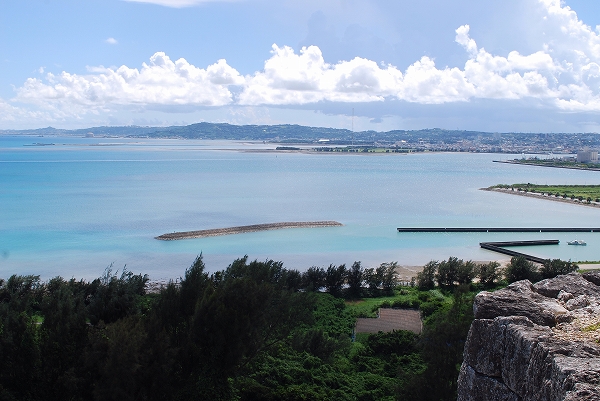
(540, 259, 578, 279)
(456, 260, 476, 285)
(477, 261, 500, 288)
(302, 266, 325, 292)
(504, 256, 541, 283)
(436, 257, 475, 288)
(419, 299, 444, 318)
(416, 261, 437, 290)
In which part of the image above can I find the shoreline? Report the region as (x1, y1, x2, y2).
(481, 187, 600, 209)
(155, 221, 343, 240)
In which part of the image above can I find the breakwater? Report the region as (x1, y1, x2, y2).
(397, 227, 600, 232)
(156, 221, 343, 240)
(479, 240, 559, 264)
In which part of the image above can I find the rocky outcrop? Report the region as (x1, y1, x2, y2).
(458, 273, 600, 401)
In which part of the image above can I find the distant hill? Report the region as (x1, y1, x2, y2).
(0, 122, 495, 143)
(2, 123, 599, 152)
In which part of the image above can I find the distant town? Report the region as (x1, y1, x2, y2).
(3, 122, 600, 155)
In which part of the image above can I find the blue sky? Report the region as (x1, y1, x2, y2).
(2, 0, 600, 132)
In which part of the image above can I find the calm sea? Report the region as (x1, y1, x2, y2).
(1, 135, 599, 280)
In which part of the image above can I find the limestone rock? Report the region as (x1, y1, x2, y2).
(457, 364, 519, 401)
(458, 273, 600, 401)
(558, 290, 574, 303)
(582, 271, 600, 287)
(533, 273, 600, 298)
(565, 295, 590, 311)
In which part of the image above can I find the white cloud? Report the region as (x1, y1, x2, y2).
(106, 37, 118, 45)
(238, 45, 403, 105)
(0, 98, 60, 125)
(122, 0, 235, 7)
(455, 25, 558, 100)
(14, 52, 244, 116)
(237, 28, 559, 106)
(9, 0, 600, 120)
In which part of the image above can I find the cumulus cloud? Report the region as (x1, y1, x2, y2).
(236, 25, 559, 106)
(106, 37, 118, 45)
(14, 53, 244, 115)
(238, 45, 403, 105)
(237, 1, 600, 111)
(0, 98, 59, 125)
(534, 0, 600, 110)
(9, 0, 600, 117)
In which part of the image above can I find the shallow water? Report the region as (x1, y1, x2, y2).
(2, 135, 599, 280)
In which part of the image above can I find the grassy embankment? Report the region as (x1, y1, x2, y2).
(505, 158, 600, 170)
(489, 183, 600, 202)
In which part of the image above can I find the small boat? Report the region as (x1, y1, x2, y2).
(567, 240, 586, 246)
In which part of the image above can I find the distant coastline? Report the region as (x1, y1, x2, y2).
(156, 221, 343, 240)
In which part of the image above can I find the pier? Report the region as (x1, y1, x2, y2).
(479, 240, 559, 264)
(397, 227, 600, 233)
(396, 228, 596, 263)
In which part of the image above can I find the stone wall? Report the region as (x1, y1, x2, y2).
(457, 273, 600, 401)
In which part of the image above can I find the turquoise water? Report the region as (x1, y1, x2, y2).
(2, 135, 600, 280)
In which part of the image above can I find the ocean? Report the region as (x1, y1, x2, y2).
(1, 135, 599, 280)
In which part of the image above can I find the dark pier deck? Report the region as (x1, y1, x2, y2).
(479, 240, 560, 264)
(397, 227, 600, 233)
(396, 228, 598, 263)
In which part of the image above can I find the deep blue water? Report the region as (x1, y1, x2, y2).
(1, 135, 599, 280)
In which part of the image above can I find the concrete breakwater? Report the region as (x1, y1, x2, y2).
(397, 227, 600, 232)
(155, 221, 343, 240)
(479, 240, 560, 264)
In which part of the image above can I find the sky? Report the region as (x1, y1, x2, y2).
(2, 0, 600, 132)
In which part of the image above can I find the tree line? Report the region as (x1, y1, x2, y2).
(0, 254, 578, 400)
(415, 255, 578, 290)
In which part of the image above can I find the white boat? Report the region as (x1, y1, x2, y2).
(567, 240, 586, 246)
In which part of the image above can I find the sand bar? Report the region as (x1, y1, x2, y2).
(155, 221, 343, 240)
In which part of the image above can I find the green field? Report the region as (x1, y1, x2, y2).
(490, 183, 600, 201)
(345, 287, 451, 318)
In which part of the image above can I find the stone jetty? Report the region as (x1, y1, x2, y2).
(155, 221, 343, 240)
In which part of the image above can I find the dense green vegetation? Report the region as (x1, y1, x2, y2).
(491, 183, 600, 202)
(0, 254, 576, 400)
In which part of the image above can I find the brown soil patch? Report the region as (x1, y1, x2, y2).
(355, 308, 422, 334)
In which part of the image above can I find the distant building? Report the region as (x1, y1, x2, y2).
(577, 150, 598, 163)
(85, 132, 94, 138)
